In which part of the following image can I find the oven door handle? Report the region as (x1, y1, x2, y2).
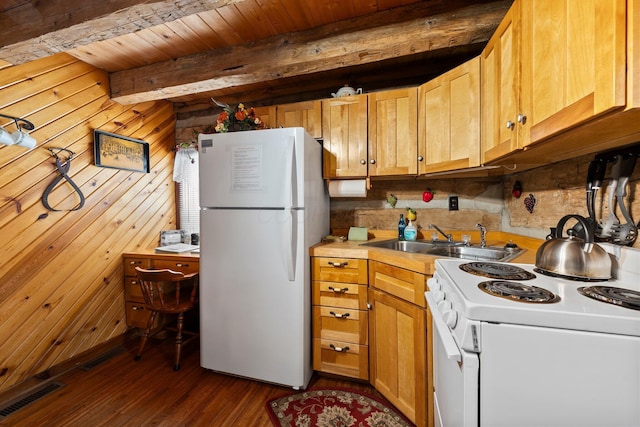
(425, 291, 462, 362)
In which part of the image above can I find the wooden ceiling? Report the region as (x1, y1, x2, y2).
(0, 0, 511, 118)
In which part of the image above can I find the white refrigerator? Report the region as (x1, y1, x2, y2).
(198, 127, 329, 389)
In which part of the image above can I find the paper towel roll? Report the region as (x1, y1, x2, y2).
(328, 179, 367, 197)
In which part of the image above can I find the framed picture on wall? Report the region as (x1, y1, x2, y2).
(94, 130, 150, 173)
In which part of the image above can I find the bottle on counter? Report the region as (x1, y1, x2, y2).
(398, 214, 406, 240)
(404, 220, 417, 241)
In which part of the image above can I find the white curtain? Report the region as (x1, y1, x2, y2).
(173, 147, 200, 235)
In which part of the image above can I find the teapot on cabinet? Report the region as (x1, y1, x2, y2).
(331, 84, 363, 97)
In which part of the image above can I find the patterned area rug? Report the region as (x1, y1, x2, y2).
(266, 387, 414, 426)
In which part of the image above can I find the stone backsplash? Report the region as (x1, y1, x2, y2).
(331, 153, 640, 249)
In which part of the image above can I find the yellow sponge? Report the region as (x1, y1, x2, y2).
(348, 227, 369, 241)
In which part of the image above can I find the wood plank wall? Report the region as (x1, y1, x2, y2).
(0, 53, 177, 393)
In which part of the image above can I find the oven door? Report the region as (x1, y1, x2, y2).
(426, 292, 479, 427)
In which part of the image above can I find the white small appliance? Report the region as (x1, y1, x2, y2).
(198, 128, 329, 389)
(426, 246, 640, 427)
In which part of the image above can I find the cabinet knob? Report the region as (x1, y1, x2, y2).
(329, 311, 350, 319)
(506, 120, 515, 130)
(329, 344, 350, 353)
(369, 159, 376, 164)
(418, 155, 424, 162)
(360, 159, 366, 165)
(517, 114, 527, 125)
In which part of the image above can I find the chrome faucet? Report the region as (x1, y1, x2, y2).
(476, 223, 487, 247)
(428, 224, 453, 242)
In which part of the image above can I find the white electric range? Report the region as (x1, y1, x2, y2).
(425, 246, 640, 427)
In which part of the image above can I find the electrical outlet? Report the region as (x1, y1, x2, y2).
(448, 195, 459, 211)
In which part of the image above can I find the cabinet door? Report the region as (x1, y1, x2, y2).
(481, 0, 521, 163)
(369, 288, 427, 427)
(368, 88, 418, 176)
(276, 100, 322, 138)
(520, 0, 626, 145)
(321, 95, 368, 178)
(418, 57, 480, 174)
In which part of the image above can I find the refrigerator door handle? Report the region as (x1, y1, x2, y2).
(284, 136, 297, 281)
(285, 136, 295, 209)
(284, 207, 296, 281)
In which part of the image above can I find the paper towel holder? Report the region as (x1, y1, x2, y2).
(327, 177, 371, 198)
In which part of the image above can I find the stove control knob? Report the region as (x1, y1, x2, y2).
(427, 278, 441, 291)
(431, 289, 443, 302)
(437, 300, 452, 312)
(443, 309, 458, 329)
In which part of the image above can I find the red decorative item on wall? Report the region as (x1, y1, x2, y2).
(422, 189, 434, 202)
(512, 181, 522, 198)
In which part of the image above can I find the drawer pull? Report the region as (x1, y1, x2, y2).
(129, 260, 142, 265)
(329, 311, 350, 319)
(131, 306, 144, 311)
(175, 263, 188, 268)
(328, 286, 349, 293)
(327, 261, 348, 268)
(329, 344, 349, 353)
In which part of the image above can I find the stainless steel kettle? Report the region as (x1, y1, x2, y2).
(535, 214, 612, 281)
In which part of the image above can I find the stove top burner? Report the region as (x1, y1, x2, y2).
(478, 280, 560, 303)
(460, 262, 536, 280)
(533, 268, 609, 282)
(578, 286, 640, 311)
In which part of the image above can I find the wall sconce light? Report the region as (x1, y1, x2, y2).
(0, 113, 37, 149)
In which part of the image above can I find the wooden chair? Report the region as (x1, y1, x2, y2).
(134, 267, 199, 371)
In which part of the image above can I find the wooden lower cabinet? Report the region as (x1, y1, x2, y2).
(369, 260, 431, 427)
(312, 256, 432, 427)
(312, 257, 369, 380)
(122, 253, 199, 329)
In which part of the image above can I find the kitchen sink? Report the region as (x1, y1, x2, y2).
(360, 239, 462, 253)
(360, 239, 523, 262)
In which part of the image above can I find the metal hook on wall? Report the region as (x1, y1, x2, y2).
(0, 113, 35, 131)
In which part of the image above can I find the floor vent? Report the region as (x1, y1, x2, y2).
(79, 346, 126, 371)
(0, 381, 65, 419)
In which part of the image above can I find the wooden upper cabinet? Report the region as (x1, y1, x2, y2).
(520, 0, 626, 145)
(481, 1, 520, 163)
(253, 105, 277, 129)
(276, 100, 322, 138)
(418, 57, 480, 174)
(368, 88, 418, 176)
(321, 94, 368, 178)
(482, 0, 627, 164)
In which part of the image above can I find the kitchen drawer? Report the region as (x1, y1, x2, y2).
(124, 276, 145, 303)
(153, 259, 199, 274)
(313, 257, 368, 284)
(369, 260, 428, 307)
(313, 338, 369, 380)
(313, 306, 368, 345)
(312, 281, 368, 309)
(125, 301, 161, 329)
(123, 257, 152, 276)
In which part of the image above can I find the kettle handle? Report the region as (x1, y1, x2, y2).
(555, 214, 594, 253)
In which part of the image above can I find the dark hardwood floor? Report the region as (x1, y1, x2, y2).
(0, 334, 378, 426)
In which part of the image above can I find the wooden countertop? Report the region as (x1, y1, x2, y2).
(123, 250, 200, 259)
(310, 230, 543, 275)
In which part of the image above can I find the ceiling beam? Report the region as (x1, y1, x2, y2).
(110, 1, 509, 105)
(0, 0, 246, 65)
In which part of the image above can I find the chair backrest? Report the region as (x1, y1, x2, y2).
(134, 267, 198, 311)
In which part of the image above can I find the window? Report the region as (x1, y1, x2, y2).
(173, 147, 199, 235)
